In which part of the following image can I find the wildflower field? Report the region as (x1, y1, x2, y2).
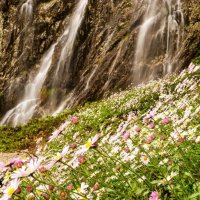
(0, 64, 200, 199)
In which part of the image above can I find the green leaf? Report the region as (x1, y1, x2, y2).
(188, 193, 200, 199)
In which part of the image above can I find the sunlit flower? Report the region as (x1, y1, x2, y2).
(141, 155, 150, 165)
(76, 134, 100, 155)
(66, 185, 73, 190)
(48, 121, 70, 142)
(134, 125, 141, 132)
(138, 175, 146, 183)
(162, 117, 170, 124)
(195, 136, 200, 143)
(48, 130, 61, 142)
(166, 171, 178, 181)
(1, 179, 20, 199)
(122, 131, 130, 140)
(54, 146, 69, 161)
(77, 182, 89, 194)
(148, 121, 155, 129)
(11, 158, 42, 179)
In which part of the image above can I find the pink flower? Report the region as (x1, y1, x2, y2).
(148, 121, 155, 129)
(59, 120, 70, 131)
(41, 193, 50, 199)
(71, 117, 79, 123)
(143, 117, 148, 124)
(0, 164, 6, 171)
(38, 167, 48, 173)
(78, 156, 86, 164)
(124, 147, 130, 153)
(122, 131, 130, 140)
(177, 137, 185, 143)
(149, 191, 159, 200)
(26, 186, 33, 193)
(134, 125, 141, 132)
(15, 187, 21, 194)
(145, 138, 152, 144)
(146, 133, 156, 144)
(162, 117, 170, 124)
(93, 183, 100, 191)
(15, 161, 24, 168)
(69, 143, 77, 149)
(66, 185, 73, 190)
(150, 133, 156, 140)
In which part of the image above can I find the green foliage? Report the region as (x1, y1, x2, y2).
(0, 109, 75, 152)
(192, 55, 200, 65)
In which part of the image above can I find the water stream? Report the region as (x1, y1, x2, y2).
(134, 0, 184, 83)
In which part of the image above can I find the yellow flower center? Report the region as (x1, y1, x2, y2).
(36, 190, 42, 195)
(55, 154, 61, 160)
(85, 140, 92, 148)
(7, 188, 15, 196)
(143, 156, 148, 161)
(77, 187, 81, 193)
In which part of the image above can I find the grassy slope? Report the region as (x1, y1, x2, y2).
(0, 64, 200, 199)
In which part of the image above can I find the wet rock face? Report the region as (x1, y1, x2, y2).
(0, 0, 76, 113)
(0, 0, 199, 115)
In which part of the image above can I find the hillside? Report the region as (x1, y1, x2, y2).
(0, 63, 199, 199)
(0, 0, 199, 123)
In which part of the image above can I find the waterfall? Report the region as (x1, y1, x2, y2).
(48, 0, 89, 113)
(20, 0, 33, 18)
(134, 0, 184, 83)
(0, 0, 88, 126)
(20, 0, 34, 25)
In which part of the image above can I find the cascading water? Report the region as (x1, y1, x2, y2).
(0, 45, 56, 126)
(133, 0, 184, 83)
(47, 0, 89, 113)
(0, 0, 88, 126)
(20, 0, 33, 20)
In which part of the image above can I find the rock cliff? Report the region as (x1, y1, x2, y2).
(0, 0, 199, 120)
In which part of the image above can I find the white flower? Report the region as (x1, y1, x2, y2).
(11, 158, 42, 179)
(159, 158, 169, 165)
(141, 155, 150, 165)
(76, 134, 100, 155)
(166, 171, 178, 181)
(48, 121, 70, 142)
(138, 175, 146, 183)
(1, 179, 20, 200)
(48, 130, 61, 142)
(54, 146, 69, 161)
(77, 182, 89, 194)
(26, 193, 34, 200)
(195, 136, 200, 143)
